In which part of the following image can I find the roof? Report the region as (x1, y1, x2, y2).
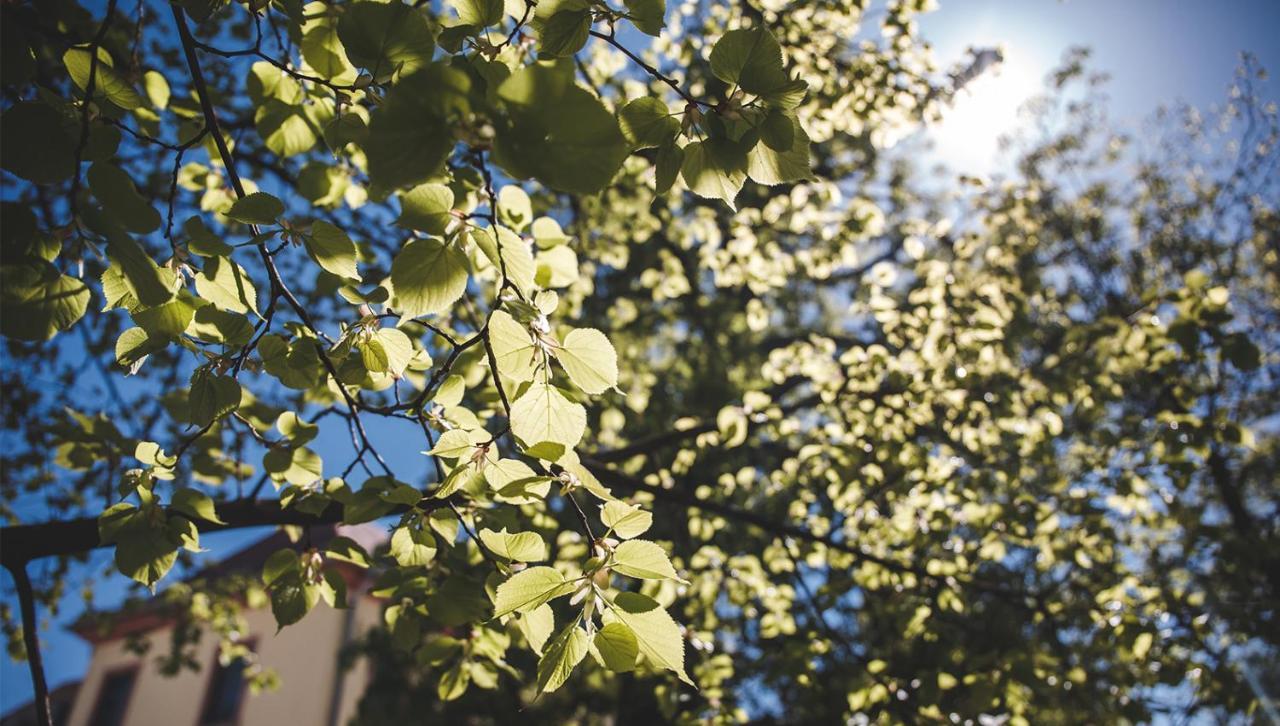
(71, 523, 387, 643)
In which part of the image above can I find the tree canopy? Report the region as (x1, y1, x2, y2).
(1, 0, 1277, 723)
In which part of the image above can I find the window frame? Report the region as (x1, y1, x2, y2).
(87, 664, 139, 726)
(195, 638, 256, 726)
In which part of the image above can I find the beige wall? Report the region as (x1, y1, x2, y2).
(65, 596, 379, 726)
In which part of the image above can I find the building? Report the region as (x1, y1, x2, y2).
(3, 525, 386, 726)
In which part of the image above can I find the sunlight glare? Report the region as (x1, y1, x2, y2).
(928, 45, 1042, 173)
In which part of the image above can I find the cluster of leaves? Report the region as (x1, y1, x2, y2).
(2, 0, 1278, 724)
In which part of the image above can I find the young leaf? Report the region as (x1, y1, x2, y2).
(478, 528, 548, 562)
(195, 256, 258, 314)
(63, 47, 144, 110)
(391, 238, 470, 318)
(390, 525, 437, 567)
(398, 183, 455, 235)
(492, 566, 572, 618)
(225, 192, 285, 225)
(519, 603, 556, 655)
(488, 309, 540, 382)
(601, 501, 652, 539)
(746, 116, 812, 185)
(305, 221, 361, 281)
(611, 539, 685, 581)
(618, 98, 678, 149)
(609, 592, 693, 685)
(337, 1, 435, 81)
(170, 488, 225, 524)
(708, 27, 787, 95)
(472, 226, 537, 293)
(555, 327, 619, 394)
(537, 623, 589, 693)
(680, 139, 748, 207)
(88, 162, 161, 233)
(594, 621, 639, 672)
(510, 382, 587, 449)
(188, 370, 242, 427)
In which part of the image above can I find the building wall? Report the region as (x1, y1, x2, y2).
(64, 596, 378, 726)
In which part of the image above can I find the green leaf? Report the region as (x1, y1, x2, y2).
(619, 98, 679, 149)
(594, 621, 639, 671)
(654, 141, 683, 194)
(519, 604, 556, 655)
(448, 0, 505, 27)
(263, 548, 300, 586)
(255, 99, 322, 157)
(0, 102, 75, 184)
(171, 488, 226, 524)
(398, 184, 455, 235)
(484, 458, 553, 503)
(338, 1, 435, 81)
(379, 482, 424, 506)
(478, 528, 548, 562)
(305, 221, 361, 280)
(680, 138, 748, 207)
(426, 429, 478, 459)
(391, 238, 470, 318)
(326, 537, 371, 568)
(535, 245, 578, 289)
(195, 256, 258, 314)
(489, 309, 540, 382)
(601, 501, 652, 539)
(188, 370, 242, 427)
(746, 116, 811, 185)
(623, 0, 665, 36)
(611, 539, 685, 581)
(510, 382, 587, 449)
(497, 186, 534, 232)
(143, 70, 170, 109)
(609, 591, 692, 684)
(264, 446, 323, 486)
(63, 46, 144, 110)
(366, 64, 472, 190)
(114, 524, 181, 588)
(537, 623, 589, 693)
(270, 570, 320, 628)
(131, 296, 197, 340)
(494, 64, 629, 195)
(492, 566, 572, 618)
(226, 192, 285, 225)
(369, 327, 413, 376)
(532, 0, 592, 58)
(555, 327, 618, 394)
(277, 411, 319, 445)
(183, 216, 234, 257)
(390, 525, 437, 567)
(759, 108, 794, 151)
(0, 262, 90, 341)
(115, 326, 164, 368)
(301, 10, 358, 84)
(708, 27, 788, 95)
(106, 234, 176, 307)
(472, 225, 537, 293)
(88, 163, 161, 233)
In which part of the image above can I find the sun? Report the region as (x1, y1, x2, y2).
(927, 44, 1043, 173)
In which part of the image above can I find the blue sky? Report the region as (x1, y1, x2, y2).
(4, 0, 1280, 714)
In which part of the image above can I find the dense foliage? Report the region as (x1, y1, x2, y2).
(1, 0, 1277, 723)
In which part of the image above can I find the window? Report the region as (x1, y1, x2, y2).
(88, 668, 137, 726)
(198, 648, 252, 725)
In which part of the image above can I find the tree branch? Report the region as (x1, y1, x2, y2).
(5, 562, 51, 726)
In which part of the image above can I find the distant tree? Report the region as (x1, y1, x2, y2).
(1, 0, 1276, 723)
